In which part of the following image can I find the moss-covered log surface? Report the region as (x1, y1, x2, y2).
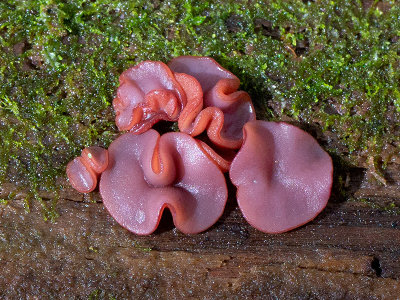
(1, 0, 399, 298)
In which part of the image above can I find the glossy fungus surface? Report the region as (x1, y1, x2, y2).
(99, 130, 228, 235)
(66, 146, 108, 193)
(113, 61, 186, 133)
(230, 120, 333, 234)
(169, 56, 256, 149)
(67, 56, 334, 235)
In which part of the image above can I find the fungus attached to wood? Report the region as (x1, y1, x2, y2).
(66, 146, 108, 193)
(113, 61, 186, 133)
(68, 130, 228, 235)
(169, 56, 256, 149)
(229, 121, 333, 233)
(67, 56, 333, 235)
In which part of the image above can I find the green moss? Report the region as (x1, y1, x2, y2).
(0, 0, 399, 215)
(88, 245, 99, 253)
(356, 198, 400, 215)
(88, 289, 105, 300)
(133, 241, 152, 252)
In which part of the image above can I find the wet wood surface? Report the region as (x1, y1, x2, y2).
(1, 162, 400, 299)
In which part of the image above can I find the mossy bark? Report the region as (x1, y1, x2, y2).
(1, 0, 400, 297)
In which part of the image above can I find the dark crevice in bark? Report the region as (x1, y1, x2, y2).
(371, 257, 382, 277)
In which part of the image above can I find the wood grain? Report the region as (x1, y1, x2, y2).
(0, 163, 399, 299)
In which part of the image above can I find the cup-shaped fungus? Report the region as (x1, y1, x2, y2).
(229, 121, 333, 233)
(169, 56, 256, 149)
(113, 61, 186, 133)
(67, 130, 228, 235)
(67, 56, 334, 235)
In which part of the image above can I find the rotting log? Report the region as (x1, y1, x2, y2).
(1, 163, 399, 299)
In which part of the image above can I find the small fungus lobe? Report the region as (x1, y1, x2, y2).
(66, 146, 108, 193)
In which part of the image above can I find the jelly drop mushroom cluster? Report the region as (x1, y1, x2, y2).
(66, 56, 333, 235)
